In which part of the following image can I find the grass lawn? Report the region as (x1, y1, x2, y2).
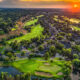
(37, 15, 44, 18)
(11, 58, 67, 78)
(7, 24, 44, 43)
(11, 28, 16, 31)
(69, 18, 80, 24)
(24, 15, 44, 26)
(11, 58, 44, 74)
(11, 25, 18, 31)
(72, 26, 80, 31)
(38, 63, 61, 74)
(24, 19, 38, 26)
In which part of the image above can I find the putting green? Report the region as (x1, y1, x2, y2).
(11, 58, 67, 78)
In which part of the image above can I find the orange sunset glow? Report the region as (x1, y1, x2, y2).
(20, 0, 80, 2)
(74, 4, 78, 8)
(19, 0, 80, 8)
(68, 2, 80, 12)
(0, 0, 80, 8)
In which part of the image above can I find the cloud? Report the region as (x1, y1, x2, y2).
(20, 0, 80, 2)
(0, 0, 76, 8)
(0, 0, 3, 2)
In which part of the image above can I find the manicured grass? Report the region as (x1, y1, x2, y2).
(11, 58, 67, 78)
(70, 18, 80, 24)
(72, 26, 80, 31)
(7, 24, 44, 43)
(24, 19, 38, 26)
(11, 58, 44, 74)
(11, 25, 18, 31)
(24, 15, 43, 26)
(37, 15, 44, 18)
(38, 63, 61, 74)
(11, 28, 16, 31)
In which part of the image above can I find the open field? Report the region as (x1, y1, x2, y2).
(11, 58, 66, 78)
(8, 24, 44, 43)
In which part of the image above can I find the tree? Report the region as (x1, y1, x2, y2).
(10, 40, 20, 50)
(21, 51, 26, 56)
(72, 45, 80, 52)
(66, 33, 72, 40)
(14, 74, 20, 80)
(1, 38, 6, 45)
(63, 61, 72, 77)
(25, 73, 31, 80)
(49, 45, 56, 56)
(28, 53, 34, 59)
(57, 36, 64, 40)
(73, 54, 79, 59)
(1, 72, 8, 80)
(38, 45, 44, 51)
(62, 48, 72, 59)
(55, 42, 64, 50)
(0, 30, 5, 35)
(44, 52, 49, 60)
(7, 52, 12, 59)
(72, 59, 80, 70)
(1, 72, 4, 80)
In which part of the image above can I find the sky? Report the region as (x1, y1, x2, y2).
(0, 0, 80, 8)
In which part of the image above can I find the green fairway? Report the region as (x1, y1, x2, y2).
(69, 18, 80, 24)
(24, 15, 44, 26)
(24, 19, 38, 26)
(11, 58, 67, 78)
(11, 28, 16, 31)
(11, 58, 44, 74)
(72, 26, 80, 31)
(37, 15, 44, 18)
(8, 24, 44, 43)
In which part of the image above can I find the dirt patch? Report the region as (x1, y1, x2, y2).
(57, 72, 63, 75)
(0, 18, 27, 41)
(35, 71, 53, 77)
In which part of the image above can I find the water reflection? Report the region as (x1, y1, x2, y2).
(0, 66, 21, 75)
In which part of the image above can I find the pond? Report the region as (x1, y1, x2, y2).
(31, 76, 54, 80)
(0, 66, 21, 75)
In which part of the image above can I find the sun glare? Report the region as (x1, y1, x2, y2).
(74, 4, 78, 8)
(68, 3, 80, 13)
(0, 0, 2, 2)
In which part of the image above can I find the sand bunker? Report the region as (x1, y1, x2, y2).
(44, 63, 50, 66)
(35, 71, 53, 77)
(57, 72, 63, 75)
